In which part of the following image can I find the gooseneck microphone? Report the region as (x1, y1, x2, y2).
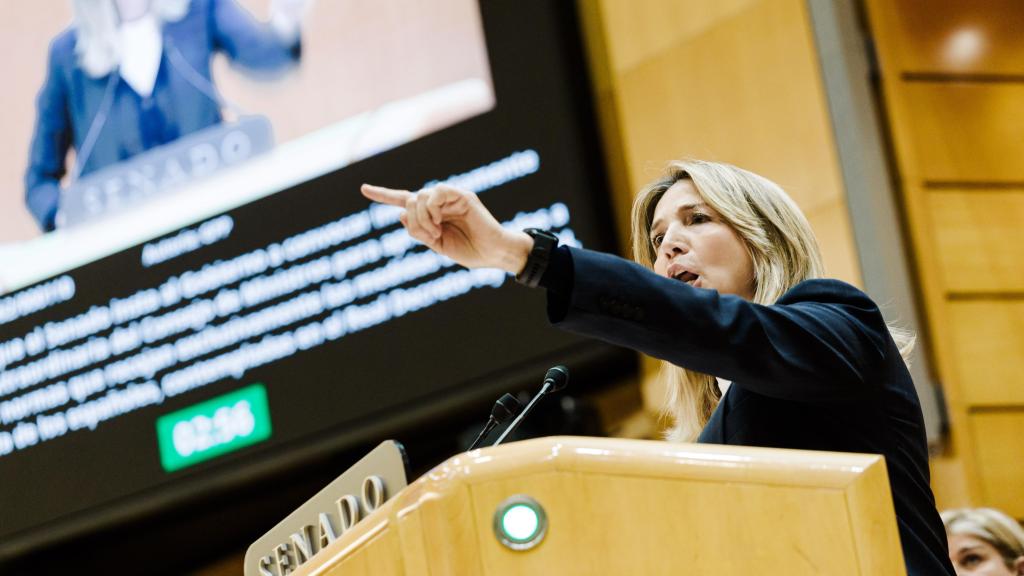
(468, 393, 522, 450)
(492, 365, 569, 446)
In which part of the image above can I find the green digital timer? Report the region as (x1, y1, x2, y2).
(155, 384, 272, 472)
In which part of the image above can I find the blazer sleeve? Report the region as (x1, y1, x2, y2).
(208, 0, 301, 74)
(549, 247, 891, 403)
(25, 40, 72, 232)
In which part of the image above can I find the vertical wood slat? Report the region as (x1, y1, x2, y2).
(926, 190, 1024, 293)
(899, 83, 1024, 182)
(947, 301, 1024, 406)
(970, 413, 1024, 517)
(864, 0, 1024, 511)
(865, 0, 1024, 76)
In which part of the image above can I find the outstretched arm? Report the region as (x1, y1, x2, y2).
(362, 183, 891, 403)
(209, 0, 305, 73)
(553, 248, 890, 403)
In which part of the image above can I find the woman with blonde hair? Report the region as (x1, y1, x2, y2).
(362, 158, 954, 575)
(944, 508, 1024, 575)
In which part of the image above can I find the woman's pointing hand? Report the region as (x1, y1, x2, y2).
(360, 183, 533, 274)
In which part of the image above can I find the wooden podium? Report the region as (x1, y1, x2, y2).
(292, 436, 906, 575)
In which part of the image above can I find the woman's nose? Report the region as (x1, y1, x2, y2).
(661, 227, 689, 256)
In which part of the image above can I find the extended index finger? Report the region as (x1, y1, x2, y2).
(360, 184, 414, 206)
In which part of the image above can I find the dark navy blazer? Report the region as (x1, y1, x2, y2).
(541, 246, 955, 576)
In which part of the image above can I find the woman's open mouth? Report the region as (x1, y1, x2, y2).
(673, 271, 700, 286)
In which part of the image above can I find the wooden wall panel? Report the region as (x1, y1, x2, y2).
(947, 301, 1024, 406)
(611, 0, 857, 225)
(900, 83, 1024, 182)
(805, 204, 861, 286)
(970, 412, 1024, 517)
(867, 0, 1024, 75)
(926, 191, 1024, 293)
(865, 0, 1024, 512)
(587, 0, 860, 262)
(598, 0, 758, 75)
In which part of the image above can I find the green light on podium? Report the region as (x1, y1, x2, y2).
(494, 495, 547, 550)
(156, 384, 272, 472)
(502, 504, 540, 541)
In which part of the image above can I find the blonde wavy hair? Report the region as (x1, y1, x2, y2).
(630, 159, 914, 442)
(942, 508, 1024, 569)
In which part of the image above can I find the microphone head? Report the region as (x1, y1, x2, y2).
(491, 393, 521, 423)
(543, 365, 569, 393)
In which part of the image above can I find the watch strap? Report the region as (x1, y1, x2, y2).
(515, 228, 559, 288)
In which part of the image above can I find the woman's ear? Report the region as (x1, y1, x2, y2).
(1013, 555, 1024, 576)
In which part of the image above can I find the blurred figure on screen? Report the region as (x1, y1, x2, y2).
(943, 508, 1024, 576)
(25, 0, 310, 232)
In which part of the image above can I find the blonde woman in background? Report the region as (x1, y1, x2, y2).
(362, 159, 954, 575)
(944, 508, 1024, 575)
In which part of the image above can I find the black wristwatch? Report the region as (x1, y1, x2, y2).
(515, 228, 559, 288)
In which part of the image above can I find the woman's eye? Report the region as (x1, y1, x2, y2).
(690, 212, 710, 224)
(961, 554, 982, 567)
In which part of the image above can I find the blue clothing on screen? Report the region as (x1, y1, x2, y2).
(540, 245, 956, 576)
(25, 0, 300, 231)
